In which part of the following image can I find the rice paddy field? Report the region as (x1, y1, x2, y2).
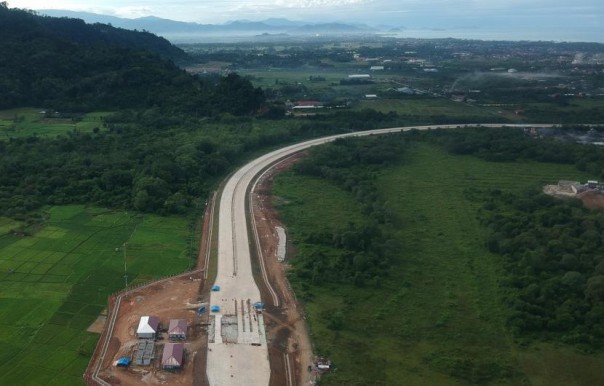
(0, 205, 190, 385)
(274, 140, 604, 385)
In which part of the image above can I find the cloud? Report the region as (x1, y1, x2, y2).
(112, 6, 153, 18)
(273, 0, 373, 7)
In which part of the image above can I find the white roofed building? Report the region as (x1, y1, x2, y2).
(137, 316, 160, 339)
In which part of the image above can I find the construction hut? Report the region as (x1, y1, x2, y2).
(162, 343, 184, 370)
(168, 319, 187, 340)
(137, 316, 160, 339)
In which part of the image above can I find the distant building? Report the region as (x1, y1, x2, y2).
(396, 87, 414, 95)
(348, 74, 371, 79)
(168, 319, 187, 340)
(162, 343, 184, 370)
(136, 316, 160, 339)
(370, 66, 384, 71)
(365, 94, 378, 99)
(292, 101, 323, 110)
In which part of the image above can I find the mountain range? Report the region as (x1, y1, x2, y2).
(38, 10, 381, 42)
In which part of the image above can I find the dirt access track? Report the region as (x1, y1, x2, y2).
(250, 152, 316, 386)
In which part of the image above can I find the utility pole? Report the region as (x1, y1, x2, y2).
(123, 242, 128, 287)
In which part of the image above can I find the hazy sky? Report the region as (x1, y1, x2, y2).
(7, 0, 604, 41)
(7, 0, 601, 24)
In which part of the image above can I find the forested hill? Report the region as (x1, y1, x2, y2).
(0, 4, 185, 60)
(0, 3, 212, 111)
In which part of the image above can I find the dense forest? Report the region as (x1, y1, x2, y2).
(481, 189, 604, 348)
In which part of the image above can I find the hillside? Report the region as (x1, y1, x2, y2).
(0, 4, 197, 111)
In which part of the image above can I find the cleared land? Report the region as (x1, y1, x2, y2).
(93, 271, 206, 386)
(0, 205, 190, 385)
(273, 142, 604, 385)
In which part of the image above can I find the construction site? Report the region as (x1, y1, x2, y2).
(84, 151, 316, 386)
(544, 179, 604, 210)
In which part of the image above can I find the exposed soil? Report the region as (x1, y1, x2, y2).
(96, 273, 207, 386)
(87, 313, 107, 334)
(544, 185, 604, 211)
(578, 190, 604, 210)
(250, 152, 316, 386)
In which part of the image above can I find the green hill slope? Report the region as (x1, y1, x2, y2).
(0, 4, 198, 111)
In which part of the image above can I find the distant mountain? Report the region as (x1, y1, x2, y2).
(38, 10, 378, 41)
(292, 23, 375, 34)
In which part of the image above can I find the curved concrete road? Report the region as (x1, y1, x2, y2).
(205, 123, 556, 385)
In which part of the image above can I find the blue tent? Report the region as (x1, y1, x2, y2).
(197, 306, 207, 315)
(211, 305, 220, 312)
(117, 357, 131, 367)
(211, 285, 221, 291)
(253, 302, 264, 309)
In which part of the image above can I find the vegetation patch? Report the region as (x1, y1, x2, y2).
(0, 108, 109, 140)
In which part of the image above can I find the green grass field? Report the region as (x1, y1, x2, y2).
(0, 108, 109, 140)
(356, 98, 498, 118)
(274, 141, 604, 385)
(0, 205, 190, 385)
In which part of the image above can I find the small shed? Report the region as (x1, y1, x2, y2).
(137, 316, 160, 339)
(168, 319, 187, 340)
(162, 343, 184, 370)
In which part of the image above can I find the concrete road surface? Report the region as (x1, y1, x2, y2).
(205, 123, 555, 385)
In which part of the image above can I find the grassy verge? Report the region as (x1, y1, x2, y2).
(274, 141, 603, 385)
(0, 205, 190, 385)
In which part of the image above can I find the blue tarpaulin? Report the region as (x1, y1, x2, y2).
(197, 306, 207, 315)
(253, 302, 264, 309)
(211, 285, 221, 291)
(117, 357, 131, 367)
(211, 305, 220, 312)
